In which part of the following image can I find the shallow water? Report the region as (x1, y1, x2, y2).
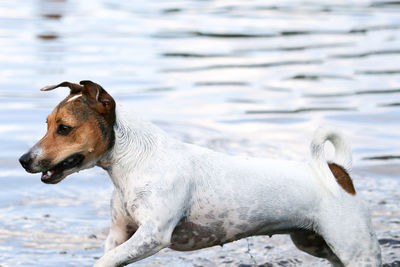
(0, 0, 399, 266)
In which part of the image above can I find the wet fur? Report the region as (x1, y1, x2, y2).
(97, 108, 381, 267)
(20, 81, 382, 267)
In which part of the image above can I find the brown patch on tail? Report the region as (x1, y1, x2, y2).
(328, 163, 356, 195)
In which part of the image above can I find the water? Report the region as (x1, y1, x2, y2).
(0, 0, 399, 266)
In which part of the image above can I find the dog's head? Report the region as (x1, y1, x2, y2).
(19, 81, 116, 184)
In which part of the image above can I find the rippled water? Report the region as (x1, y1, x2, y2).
(0, 0, 399, 266)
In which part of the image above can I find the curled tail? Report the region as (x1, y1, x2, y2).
(310, 127, 353, 196)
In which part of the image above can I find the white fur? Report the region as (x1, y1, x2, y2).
(66, 94, 82, 103)
(310, 127, 353, 197)
(28, 145, 44, 173)
(94, 106, 381, 267)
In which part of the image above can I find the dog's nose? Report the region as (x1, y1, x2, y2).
(19, 152, 32, 170)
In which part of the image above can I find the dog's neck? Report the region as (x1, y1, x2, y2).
(97, 105, 166, 188)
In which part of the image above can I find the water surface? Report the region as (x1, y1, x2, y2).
(0, 0, 399, 266)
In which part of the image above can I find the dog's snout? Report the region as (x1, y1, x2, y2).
(19, 152, 32, 171)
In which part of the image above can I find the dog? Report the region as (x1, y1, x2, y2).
(19, 81, 382, 267)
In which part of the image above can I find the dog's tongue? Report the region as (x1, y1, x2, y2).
(41, 170, 55, 180)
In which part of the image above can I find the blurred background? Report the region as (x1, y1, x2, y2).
(0, 0, 399, 266)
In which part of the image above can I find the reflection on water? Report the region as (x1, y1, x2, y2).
(0, 0, 399, 266)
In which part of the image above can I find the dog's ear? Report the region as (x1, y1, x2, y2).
(79, 80, 115, 116)
(40, 82, 83, 94)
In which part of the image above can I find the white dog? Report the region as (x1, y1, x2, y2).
(19, 81, 382, 267)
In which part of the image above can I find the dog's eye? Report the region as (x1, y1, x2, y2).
(57, 124, 72, 136)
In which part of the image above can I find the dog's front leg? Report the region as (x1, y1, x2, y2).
(104, 190, 136, 253)
(94, 222, 173, 267)
(104, 220, 135, 253)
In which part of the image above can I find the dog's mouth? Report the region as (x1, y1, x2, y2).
(41, 153, 84, 184)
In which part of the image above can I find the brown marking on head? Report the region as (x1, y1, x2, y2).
(41, 81, 116, 127)
(23, 81, 116, 183)
(41, 96, 111, 163)
(328, 163, 356, 195)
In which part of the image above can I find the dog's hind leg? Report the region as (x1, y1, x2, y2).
(290, 230, 343, 267)
(315, 203, 382, 267)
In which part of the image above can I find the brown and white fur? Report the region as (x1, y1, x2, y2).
(19, 81, 382, 267)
